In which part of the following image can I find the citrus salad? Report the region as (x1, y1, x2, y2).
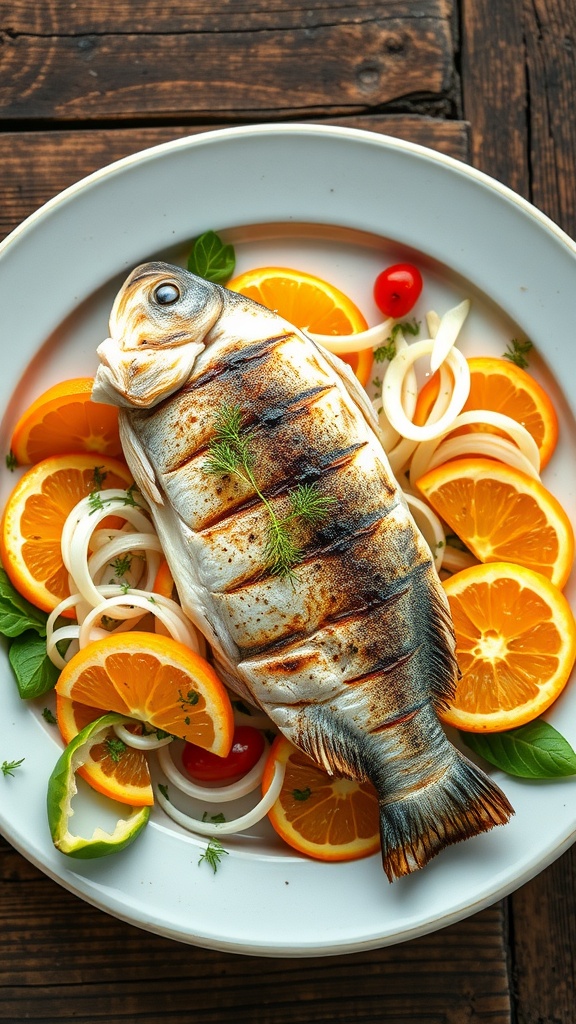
(1, 231, 575, 869)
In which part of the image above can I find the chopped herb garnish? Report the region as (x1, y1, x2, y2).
(503, 337, 533, 369)
(158, 782, 170, 801)
(5, 450, 18, 471)
(105, 737, 127, 763)
(202, 810, 227, 824)
(2, 757, 25, 777)
(198, 837, 229, 873)
(92, 465, 108, 489)
(373, 319, 420, 363)
(42, 707, 57, 724)
(293, 787, 312, 801)
(205, 403, 336, 578)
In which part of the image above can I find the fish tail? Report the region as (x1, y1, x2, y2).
(378, 752, 513, 882)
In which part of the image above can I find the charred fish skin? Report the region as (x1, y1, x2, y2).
(94, 262, 513, 881)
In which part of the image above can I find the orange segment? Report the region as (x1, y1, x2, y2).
(227, 266, 371, 384)
(56, 695, 154, 806)
(416, 457, 574, 588)
(55, 632, 234, 754)
(0, 454, 133, 614)
(262, 735, 380, 862)
(10, 377, 122, 465)
(414, 357, 559, 469)
(441, 562, 576, 732)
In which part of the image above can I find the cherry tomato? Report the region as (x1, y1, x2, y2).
(181, 725, 265, 782)
(373, 263, 423, 318)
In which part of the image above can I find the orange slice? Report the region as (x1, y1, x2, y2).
(441, 562, 576, 732)
(261, 735, 380, 862)
(10, 377, 122, 465)
(55, 631, 234, 753)
(56, 695, 154, 806)
(0, 453, 133, 614)
(227, 266, 372, 385)
(416, 457, 574, 588)
(414, 357, 559, 469)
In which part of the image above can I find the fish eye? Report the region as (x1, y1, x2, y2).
(153, 282, 181, 305)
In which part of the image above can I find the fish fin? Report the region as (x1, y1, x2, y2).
(118, 411, 164, 506)
(378, 752, 513, 882)
(421, 583, 461, 712)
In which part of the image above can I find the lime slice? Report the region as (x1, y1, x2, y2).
(47, 712, 150, 858)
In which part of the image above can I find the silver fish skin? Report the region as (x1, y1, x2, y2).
(93, 261, 513, 881)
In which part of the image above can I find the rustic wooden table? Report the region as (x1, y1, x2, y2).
(1, 2, 575, 1021)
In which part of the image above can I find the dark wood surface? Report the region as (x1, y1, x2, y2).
(0, 2, 574, 1021)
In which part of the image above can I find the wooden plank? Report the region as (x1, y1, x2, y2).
(522, 0, 576, 238)
(5, 0, 454, 35)
(460, 0, 529, 199)
(0, 118, 469, 241)
(511, 848, 576, 1024)
(0, 3, 456, 121)
(0, 835, 511, 1023)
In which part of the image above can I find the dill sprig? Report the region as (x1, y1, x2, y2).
(198, 837, 229, 874)
(205, 403, 335, 578)
(503, 337, 533, 369)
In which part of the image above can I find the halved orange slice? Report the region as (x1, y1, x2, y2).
(0, 453, 133, 613)
(442, 562, 576, 732)
(10, 377, 122, 465)
(416, 457, 574, 588)
(55, 631, 234, 753)
(227, 266, 372, 385)
(262, 735, 380, 862)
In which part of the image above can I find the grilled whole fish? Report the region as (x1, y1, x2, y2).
(93, 261, 513, 880)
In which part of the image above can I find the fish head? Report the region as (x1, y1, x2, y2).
(93, 262, 224, 408)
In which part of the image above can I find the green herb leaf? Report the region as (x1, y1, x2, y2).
(188, 231, 236, 284)
(42, 707, 57, 724)
(0, 566, 48, 638)
(503, 337, 533, 369)
(158, 782, 170, 801)
(460, 720, 576, 779)
(8, 631, 60, 699)
(5, 450, 18, 471)
(2, 757, 25, 777)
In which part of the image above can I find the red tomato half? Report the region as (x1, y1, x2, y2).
(182, 726, 266, 782)
(374, 263, 423, 318)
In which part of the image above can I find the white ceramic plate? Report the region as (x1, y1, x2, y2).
(1, 124, 575, 957)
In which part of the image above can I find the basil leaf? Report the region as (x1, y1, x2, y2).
(187, 231, 236, 283)
(8, 631, 59, 699)
(0, 566, 47, 637)
(461, 720, 576, 779)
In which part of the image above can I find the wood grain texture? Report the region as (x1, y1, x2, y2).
(0, 836, 512, 1024)
(0, 116, 469, 241)
(0, 2, 456, 121)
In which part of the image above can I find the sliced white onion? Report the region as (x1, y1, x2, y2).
(88, 533, 163, 592)
(427, 433, 540, 479)
(157, 740, 270, 802)
(78, 591, 202, 651)
(383, 343, 470, 441)
(155, 759, 286, 836)
(112, 724, 174, 750)
(308, 318, 394, 354)
(441, 545, 478, 574)
(405, 494, 446, 571)
(430, 300, 470, 372)
(408, 408, 540, 488)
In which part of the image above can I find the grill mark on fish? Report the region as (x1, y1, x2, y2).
(208, 498, 400, 599)
(370, 701, 427, 732)
(189, 333, 292, 390)
(237, 581, 411, 662)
